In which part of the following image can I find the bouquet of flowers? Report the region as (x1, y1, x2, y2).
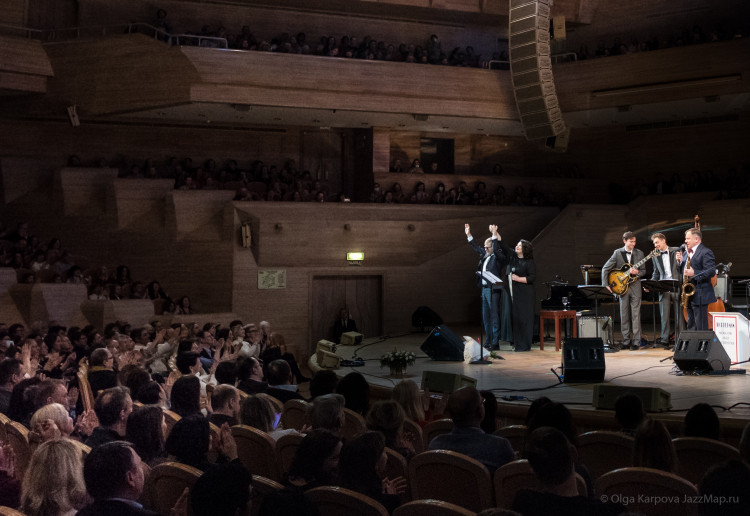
(380, 349, 416, 376)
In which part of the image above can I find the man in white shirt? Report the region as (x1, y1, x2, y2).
(650, 232, 684, 347)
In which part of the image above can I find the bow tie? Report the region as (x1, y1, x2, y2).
(661, 251, 669, 255)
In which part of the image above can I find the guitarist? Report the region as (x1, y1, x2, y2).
(602, 232, 646, 350)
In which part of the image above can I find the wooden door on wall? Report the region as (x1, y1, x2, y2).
(310, 275, 382, 352)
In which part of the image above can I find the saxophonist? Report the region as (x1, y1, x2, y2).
(602, 232, 646, 350)
(679, 228, 716, 331)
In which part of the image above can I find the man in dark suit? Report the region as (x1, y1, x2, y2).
(650, 232, 684, 346)
(265, 359, 305, 403)
(78, 441, 161, 516)
(465, 223, 510, 350)
(680, 228, 716, 330)
(333, 307, 358, 343)
(602, 231, 646, 350)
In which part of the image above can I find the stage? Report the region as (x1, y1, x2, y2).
(308, 325, 750, 430)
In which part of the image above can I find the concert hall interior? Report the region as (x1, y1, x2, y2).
(1, 0, 750, 497)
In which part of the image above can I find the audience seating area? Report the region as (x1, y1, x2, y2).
(1, 377, 749, 515)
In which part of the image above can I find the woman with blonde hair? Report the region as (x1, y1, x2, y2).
(239, 393, 298, 440)
(21, 439, 87, 516)
(392, 380, 424, 421)
(29, 402, 74, 443)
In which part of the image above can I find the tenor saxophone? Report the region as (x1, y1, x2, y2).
(681, 250, 695, 309)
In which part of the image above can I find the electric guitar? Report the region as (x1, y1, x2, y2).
(607, 249, 660, 295)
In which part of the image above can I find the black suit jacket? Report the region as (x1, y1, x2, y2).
(469, 237, 510, 290)
(78, 499, 159, 516)
(681, 244, 717, 304)
(266, 386, 306, 403)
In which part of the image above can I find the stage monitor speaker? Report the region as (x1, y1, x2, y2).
(562, 337, 606, 383)
(592, 384, 672, 412)
(340, 331, 363, 346)
(673, 330, 730, 373)
(421, 370, 477, 394)
(412, 306, 443, 329)
(421, 325, 464, 361)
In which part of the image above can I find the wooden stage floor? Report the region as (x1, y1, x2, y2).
(309, 325, 750, 424)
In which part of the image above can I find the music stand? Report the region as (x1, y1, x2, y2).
(473, 271, 503, 365)
(577, 285, 616, 349)
(641, 279, 680, 349)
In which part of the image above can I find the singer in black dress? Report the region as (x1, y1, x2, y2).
(507, 240, 536, 351)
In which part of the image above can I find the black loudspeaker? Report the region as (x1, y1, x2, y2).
(562, 338, 606, 383)
(412, 306, 443, 330)
(421, 325, 464, 361)
(673, 331, 730, 373)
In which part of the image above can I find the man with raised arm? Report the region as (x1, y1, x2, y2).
(465, 223, 510, 350)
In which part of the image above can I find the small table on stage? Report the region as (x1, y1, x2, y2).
(539, 310, 577, 351)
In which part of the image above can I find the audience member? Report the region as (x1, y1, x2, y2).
(78, 441, 161, 515)
(392, 379, 429, 428)
(365, 400, 415, 460)
(336, 371, 369, 415)
(429, 386, 514, 471)
(165, 414, 238, 471)
(21, 439, 87, 516)
(210, 384, 241, 427)
(614, 392, 645, 436)
(170, 374, 202, 417)
(191, 462, 254, 516)
(239, 393, 298, 440)
(632, 418, 678, 474)
(236, 357, 268, 395)
(308, 369, 338, 400)
(29, 402, 74, 442)
(265, 359, 305, 403)
(284, 429, 342, 491)
(338, 431, 406, 513)
(88, 347, 118, 396)
(511, 427, 626, 516)
(0, 358, 24, 414)
(126, 405, 167, 467)
(309, 393, 345, 437)
(0, 442, 20, 509)
(699, 459, 750, 516)
(685, 402, 720, 440)
(85, 386, 133, 448)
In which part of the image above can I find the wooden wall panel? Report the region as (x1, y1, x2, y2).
(554, 38, 750, 112)
(0, 269, 24, 325)
(0, 0, 26, 27)
(58, 167, 118, 217)
(0, 157, 56, 204)
(112, 179, 172, 229)
(372, 128, 391, 173)
(184, 47, 515, 119)
(0, 35, 54, 77)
